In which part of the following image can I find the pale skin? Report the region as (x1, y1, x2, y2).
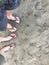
(6, 10, 16, 29)
(6, 10, 20, 29)
(0, 33, 16, 43)
(6, 10, 16, 20)
(0, 43, 15, 54)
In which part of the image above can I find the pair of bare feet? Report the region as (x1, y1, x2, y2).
(7, 10, 20, 31)
(0, 11, 20, 43)
(6, 10, 20, 41)
(0, 11, 17, 54)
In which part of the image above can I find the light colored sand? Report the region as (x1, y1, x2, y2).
(0, 0, 49, 65)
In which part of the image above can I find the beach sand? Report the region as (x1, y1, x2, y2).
(0, 0, 49, 65)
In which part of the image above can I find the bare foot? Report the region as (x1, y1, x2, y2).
(7, 15, 15, 20)
(0, 43, 16, 54)
(6, 10, 20, 23)
(0, 36, 12, 42)
(0, 33, 16, 43)
(7, 15, 20, 23)
(7, 23, 17, 33)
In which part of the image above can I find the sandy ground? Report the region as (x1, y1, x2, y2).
(0, 0, 49, 65)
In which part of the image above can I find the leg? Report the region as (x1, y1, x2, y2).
(0, 8, 8, 31)
(5, 0, 21, 23)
